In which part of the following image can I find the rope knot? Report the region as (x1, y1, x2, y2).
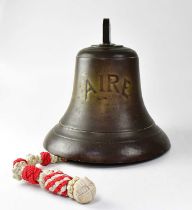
(22, 165, 42, 184)
(13, 158, 27, 166)
(40, 152, 51, 166)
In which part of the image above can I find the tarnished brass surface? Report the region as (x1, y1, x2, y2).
(44, 19, 170, 164)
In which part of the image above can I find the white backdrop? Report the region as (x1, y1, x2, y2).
(0, 0, 192, 209)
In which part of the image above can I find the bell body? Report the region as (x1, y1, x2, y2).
(44, 44, 170, 164)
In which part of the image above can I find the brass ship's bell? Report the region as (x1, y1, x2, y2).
(44, 19, 170, 164)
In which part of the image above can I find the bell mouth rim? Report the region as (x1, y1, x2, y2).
(44, 124, 170, 164)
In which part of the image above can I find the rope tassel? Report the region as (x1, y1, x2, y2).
(12, 152, 96, 204)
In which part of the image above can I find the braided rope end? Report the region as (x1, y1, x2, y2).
(12, 152, 96, 204)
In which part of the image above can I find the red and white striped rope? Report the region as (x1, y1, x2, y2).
(12, 152, 96, 204)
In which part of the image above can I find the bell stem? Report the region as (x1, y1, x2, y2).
(103, 18, 111, 45)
